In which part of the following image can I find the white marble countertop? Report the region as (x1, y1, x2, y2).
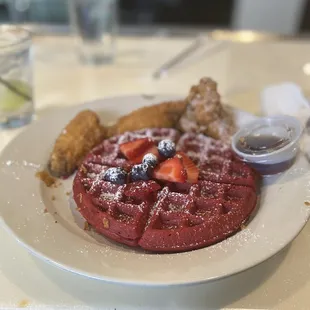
(1, 34, 310, 309)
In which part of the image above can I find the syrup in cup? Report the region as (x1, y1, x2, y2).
(231, 115, 303, 175)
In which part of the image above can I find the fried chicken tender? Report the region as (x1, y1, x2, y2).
(47, 77, 237, 178)
(47, 101, 186, 178)
(178, 77, 236, 140)
(107, 100, 187, 137)
(48, 110, 105, 177)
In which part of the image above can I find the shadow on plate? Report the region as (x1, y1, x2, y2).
(28, 245, 291, 309)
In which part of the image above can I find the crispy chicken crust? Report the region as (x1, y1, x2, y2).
(48, 110, 105, 177)
(106, 100, 187, 137)
(47, 77, 237, 179)
(47, 101, 186, 178)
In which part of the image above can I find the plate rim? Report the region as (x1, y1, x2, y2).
(1, 94, 309, 286)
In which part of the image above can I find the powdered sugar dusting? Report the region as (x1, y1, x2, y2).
(178, 77, 236, 140)
(100, 192, 115, 201)
(158, 139, 176, 152)
(177, 132, 232, 165)
(74, 127, 258, 252)
(87, 168, 108, 194)
(115, 128, 180, 146)
(145, 187, 170, 228)
(142, 153, 158, 167)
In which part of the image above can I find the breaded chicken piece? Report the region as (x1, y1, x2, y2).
(47, 78, 236, 179)
(48, 110, 105, 177)
(107, 100, 187, 137)
(47, 101, 187, 178)
(178, 77, 236, 140)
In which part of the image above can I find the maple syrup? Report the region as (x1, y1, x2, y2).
(232, 116, 303, 176)
(236, 134, 294, 175)
(236, 134, 290, 155)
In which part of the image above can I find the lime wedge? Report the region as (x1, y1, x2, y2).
(0, 79, 32, 112)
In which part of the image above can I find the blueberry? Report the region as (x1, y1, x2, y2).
(131, 164, 152, 181)
(142, 153, 158, 168)
(158, 139, 176, 158)
(103, 167, 127, 185)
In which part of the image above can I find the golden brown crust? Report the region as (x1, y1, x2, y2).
(47, 101, 187, 178)
(47, 77, 238, 178)
(106, 124, 117, 138)
(35, 170, 57, 187)
(108, 100, 187, 137)
(48, 110, 105, 177)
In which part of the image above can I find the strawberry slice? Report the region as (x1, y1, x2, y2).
(131, 145, 160, 164)
(177, 152, 199, 183)
(120, 138, 153, 161)
(153, 157, 186, 183)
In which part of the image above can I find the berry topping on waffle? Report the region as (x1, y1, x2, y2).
(153, 156, 187, 183)
(131, 163, 152, 181)
(158, 139, 176, 158)
(119, 137, 156, 164)
(103, 167, 128, 185)
(73, 128, 259, 253)
(142, 153, 158, 168)
(177, 152, 199, 183)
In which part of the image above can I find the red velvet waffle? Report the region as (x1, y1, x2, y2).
(73, 128, 258, 253)
(177, 133, 258, 189)
(139, 181, 256, 251)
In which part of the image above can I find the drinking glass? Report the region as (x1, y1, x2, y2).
(69, 0, 118, 64)
(0, 25, 33, 128)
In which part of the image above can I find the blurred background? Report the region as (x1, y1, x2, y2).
(2, 0, 310, 36)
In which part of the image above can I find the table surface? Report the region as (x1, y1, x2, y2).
(1, 34, 310, 309)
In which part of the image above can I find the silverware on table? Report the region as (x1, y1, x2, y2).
(151, 35, 206, 80)
(142, 35, 225, 100)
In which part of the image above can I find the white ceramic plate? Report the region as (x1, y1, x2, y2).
(1, 95, 310, 286)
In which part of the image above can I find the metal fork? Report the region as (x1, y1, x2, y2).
(142, 35, 225, 100)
